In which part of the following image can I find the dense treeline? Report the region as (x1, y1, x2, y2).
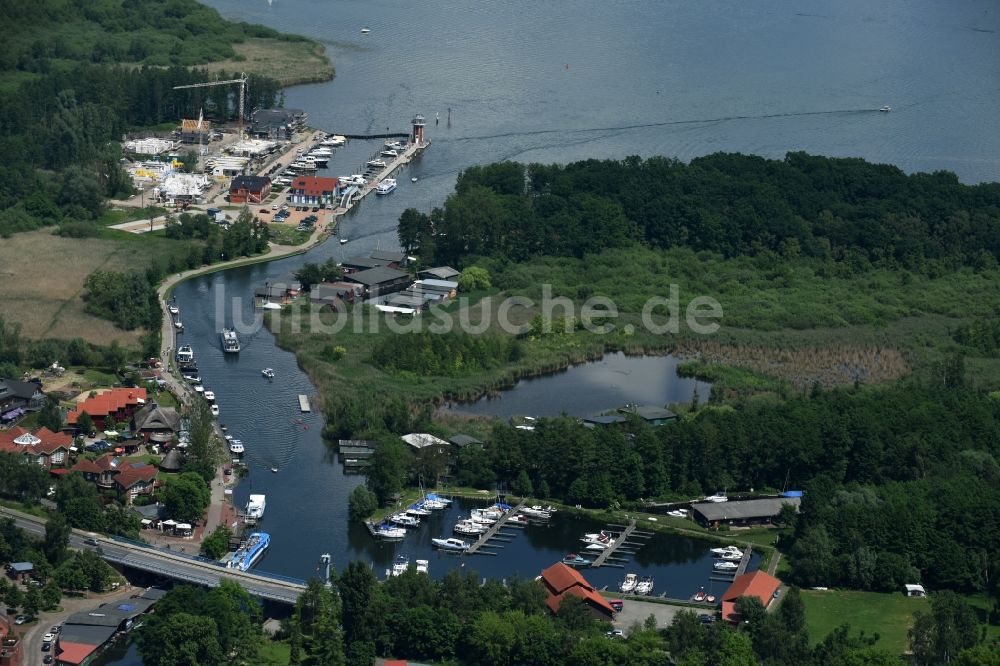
(448, 384, 1000, 593)
(399, 155, 1000, 269)
(144, 562, 989, 664)
(0, 0, 304, 71)
(370, 331, 524, 377)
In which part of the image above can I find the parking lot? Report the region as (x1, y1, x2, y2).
(257, 201, 331, 232)
(611, 598, 713, 635)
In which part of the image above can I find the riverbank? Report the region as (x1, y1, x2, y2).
(202, 37, 334, 86)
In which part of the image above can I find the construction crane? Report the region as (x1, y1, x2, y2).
(173, 72, 249, 136)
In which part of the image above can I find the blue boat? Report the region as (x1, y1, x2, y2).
(228, 532, 270, 572)
(562, 553, 592, 568)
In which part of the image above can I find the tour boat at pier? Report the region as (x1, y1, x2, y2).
(375, 178, 397, 195)
(228, 532, 269, 572)
(176, 346, 194, 363)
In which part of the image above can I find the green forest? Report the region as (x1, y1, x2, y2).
(400, 155, 1000, 268)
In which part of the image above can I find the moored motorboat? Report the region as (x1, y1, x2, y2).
(229, 440, 244, 455)
(562, 553, 592, 568)
(366, 159, 386, 169)
(454, 521, 487, 536)
(704, 492, 728, 503)
(620, 573, 638, 593)
(415, 559, 429, 574)
(390, 513, 420, 528)
(203, 390, 215, 402)
(373, 522, 406, 540)
(714, 561, 739, 571)
(246, 494, 266, 522)
(710, 545, 743, 557)
(635, 576, 654, 595)
(227, 532, 269, 572)
(388, 554, 409, 577)
(432, 537, 469, 551)
(210, 404, 219, 417)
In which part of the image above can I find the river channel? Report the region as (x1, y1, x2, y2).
(94, 0, 1000, 659)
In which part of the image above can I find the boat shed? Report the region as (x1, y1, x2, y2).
(691, 496, 801, 528)
(401, 433, 450, 451)
(369, 250, 407, 266)
(341, 255, 388, 272)
(618, 404, 678, 426)
(539, 563, 615, 620)
(418, 266, 460, 281)
(448, 434, 484, 449)
(581, 414, 627, 428)
(344, 266, 412, 298)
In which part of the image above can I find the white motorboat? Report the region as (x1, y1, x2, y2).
(373, 523, 406, 540)
(390, 513, 420, 528)
(174, 321, 184, 331)
(193, 385, 204, 394)
(432, 537, 469, 551)
(210, 404, 219, 417)
(389, 555, 409, 577)
(385, 140, 407, 151)
(421, 499, 448, 510)
(710, 545, 743, 557)
(229, 440, 244, 454)
(321, 137, 346, 147)
(411, 177, 418, 183)
(879, 105, 891, 112)
(375, 178, 397, 195)
(620, 573, 638, 593)
(338, 174, 367, 187)
(714, 561, 739, 571)
(203, 390, 215, 402)
(339, 238, 348, 245)
(168, 305, 179, 315)
(380, 148, 399, 158)
(246, 494, 266, 521)
(635, 576, 654, 595)
(454, 521, 487, 536)
(719, 551, 743, 561)
(585, 543, 608, 551)
(176, 346, 194, 363)
(366, 159, 386, 169)
(415, 559, 429, 574)
(361, 27, 370, 34)
(261, 368, 275, 379)
(704, 492, 728, 503)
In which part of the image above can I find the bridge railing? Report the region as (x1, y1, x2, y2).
(251, 569, 308, 586)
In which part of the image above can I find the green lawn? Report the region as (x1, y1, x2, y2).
(801, 590, 927, 654)
(258, 638, 291, 665)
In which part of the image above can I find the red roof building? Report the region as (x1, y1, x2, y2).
(288, 176, 339, 205)
(539, 562, 615, 619)
(0, 426, 72, 468)
(720, 570, 782, 624)
(229, 175, 272, 204)
(65, 388, 147, 432)
(52, 641, 97, 665)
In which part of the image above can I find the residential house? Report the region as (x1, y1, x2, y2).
(288, 176, 339, 205)
(720, 570, 782, 624)
(691, 496, 801, 528)
(448, 434, 483, 449)
(72, 455, 157, 504)
(65, 388, 147, 433)
(344, 266, 412, 298)
(0, 427, 72, 468)
(132, 401, 181, 447)
(179, 118, 211, 144)
(0, 378, 45, 424)
(539, 563, 615, 620)
(0, 633, 23, 666)
(228, 175, 272, 204)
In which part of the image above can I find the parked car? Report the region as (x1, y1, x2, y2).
(606, 629, 624, 639)
(259, 208, 269, 214)
(14, 615, 27, 625)
(272, 203, 279, 210)
(43, 632, 55, 642)
(41, 642, 51, 651)
(311, 206, 319, 212)
(43, 657, 53, 664)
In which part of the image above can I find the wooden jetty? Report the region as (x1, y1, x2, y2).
(591, 520, 652, 568)
(298, 395, 311, 412)
(734, 543, 753, 576)
(710, 543, 753, 582)
(466, 501, 526, 556)
(331, 137, 429, 217)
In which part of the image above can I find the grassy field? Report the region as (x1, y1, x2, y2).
(0, 229, 192, 345)
(801, 589, 927, 654)
(202, 38, 334, 86)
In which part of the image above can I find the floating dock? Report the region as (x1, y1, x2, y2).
(298, 395, 311, 412)
(591, 520, 652, 568)
(466, 500, 526, 556)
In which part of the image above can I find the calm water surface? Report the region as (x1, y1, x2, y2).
(97, 3, 1000, 659)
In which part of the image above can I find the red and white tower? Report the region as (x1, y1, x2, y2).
(411, 114, 426, 145)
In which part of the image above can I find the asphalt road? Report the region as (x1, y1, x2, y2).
(0, 508, 304, 605)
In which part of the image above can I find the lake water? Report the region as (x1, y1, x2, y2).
(443, 352, 710, 418)
(97, 1, 1000, 659)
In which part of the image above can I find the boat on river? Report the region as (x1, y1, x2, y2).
(562, 553, 592, 568)
(388, 554, 409, 577)
(176, 346, 194, 363)
(879, 105, 891, 112)
(221, 328, 241, 353)
(227, 532, 269, 572)
(373, 523, 406, 540)
(432, 537, 469, 551)
(391, 513, 420, 528)
(229, 440, 244, 455)
(262, 368, 275, 378)
(620, 573, 638, 593)
(375, 178, 397, 195)
(210, 404, 219, 417)
(415, 559, 429, 574)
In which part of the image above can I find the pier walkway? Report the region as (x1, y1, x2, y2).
(709, 543, 753, 583)
(466, 501, 526, 556)
(592, 521, 652, 568)
(332, 139, 428, 217)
